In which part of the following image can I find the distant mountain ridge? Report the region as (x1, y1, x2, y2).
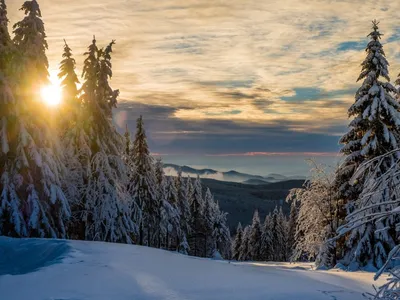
(163, 163, 306, 184)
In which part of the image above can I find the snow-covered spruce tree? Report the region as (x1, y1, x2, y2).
(175, 169, 191, 254)
(248, 210, 262, 261)
(13, 0, 49, 97)
(0, 0, 27, 237)
(339, 151, 400, 298)
(58, 40, 80, 133)
(232, 222, 243, 260)
(0, 0, 10, 44)
(0, 0, 71, 238)
(212, 200, 231, 259)
(203, 187, 216, 257)
(278, 207, 290, 261)
(57, 41, 90, 240)
(269, 206, 288, 261)
(261, 213, 273, 261)
(81, 38, 137, 243)
(239, 225, 251, 261)
(337, 20, 400, 270)
(165, 176, 181, 249)
(155, 158, 172, 249)
(188, 175, 205, 257)
(131, 115, 157, 246)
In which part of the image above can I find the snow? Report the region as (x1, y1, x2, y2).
(0, 237, 387, 300)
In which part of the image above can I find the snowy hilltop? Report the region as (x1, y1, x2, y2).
(0, 237, 385, 300)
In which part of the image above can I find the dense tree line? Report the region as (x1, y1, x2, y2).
(232, 207, 290, 262)
(0, 0, 231, 259)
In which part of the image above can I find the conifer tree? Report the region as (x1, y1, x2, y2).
(0, 0, 10, 45)
(175, 169, 191, 254)
(249, 210, 263, 261)
(270, 207, 287, 261)
(278, 207, 289, 261)
(189, 175, 205, 256)
(132, 115, 157, 246)
(261, 213, 273, 261)
(239, 225, 251, 261)
(165, 176, 180, 249)
(203, 187, 216, 257)
(80, 39, 136, 243)
(232, 222, 243, 260)
(0, 0, 72, 238)
(57, 41, 89, 239)
(58, 40, 80, 132)
(0, 0, 26, 237)
(13, 0, 49, 95)
(336, 20, 400, 269)
(155, 158, 170, 248)
(212, 200, 231, 259)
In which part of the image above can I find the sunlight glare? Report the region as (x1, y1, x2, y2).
(40, 72, 62, 107)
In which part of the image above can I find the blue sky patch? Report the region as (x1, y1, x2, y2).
(337, 41, 365, 52)
(281, 87, 356, 102)
(387, 27, 400, 43)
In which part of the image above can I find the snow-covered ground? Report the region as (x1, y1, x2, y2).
(0, 237, 386, 300)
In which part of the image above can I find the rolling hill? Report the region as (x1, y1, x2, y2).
(163, 163, 306, 183)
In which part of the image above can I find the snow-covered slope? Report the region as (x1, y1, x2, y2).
(0, 237, 385, 300)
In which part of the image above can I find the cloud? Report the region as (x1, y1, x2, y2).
(114, 102, 343, 155)
(6, 0, 400, 155)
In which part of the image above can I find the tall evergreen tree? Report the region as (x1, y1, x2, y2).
(13, 0, 49, 96)
(0, 0, 71, 238)
(232, 222, 243, 260)
(270, 207, 287, 261)
(212, 200, 231, 259)
(57, 41, 89, 239)
(132, 115, 157, 246)
(336, 20, 400, 269)
(239, 225, 251, 261)
(155, 158, 169, 248)
(249, 210, 263, 261)
(278, 207, 289, 261)
(0, 0, 26, 237)
(203, 187, 216, 257)
(80, 39, 136, 243)
(175, 169, 191, 254)
(0, 0, 10, 45)
(58, 40, 80, 131)
(188, 175, 204, 256)
(261, 213, 273, 261)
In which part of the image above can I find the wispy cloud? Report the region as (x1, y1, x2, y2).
(6, 0, 400, 154)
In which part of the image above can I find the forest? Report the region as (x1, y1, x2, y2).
(1, 0, 400, 298)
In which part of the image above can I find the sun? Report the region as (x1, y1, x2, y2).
(40, 73, 62, 107)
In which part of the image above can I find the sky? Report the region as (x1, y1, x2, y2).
(6, 0, 400, 174)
